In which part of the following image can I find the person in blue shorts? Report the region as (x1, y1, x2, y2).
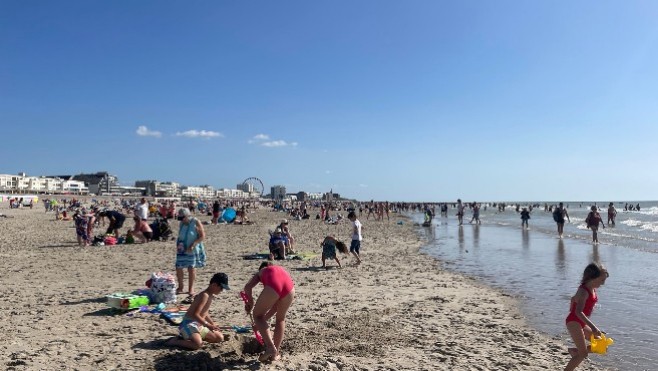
(348, 212, 362, 265)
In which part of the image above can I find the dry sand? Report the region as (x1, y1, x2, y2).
(0, 204, 608, 370)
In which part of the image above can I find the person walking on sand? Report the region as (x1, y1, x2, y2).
(585, 206, 605, 244)
(243, 262, 295, 362)
(175, 208, 207, 303)
(564, 263, 609, 371)
(165, 273, 230, 350)
(553, 202, 570, 238)
(607, 203, 617, 226)
(348, 211, 363, 265)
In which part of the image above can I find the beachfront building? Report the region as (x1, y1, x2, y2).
(271, 185, 286, 201)
(66, 172, 118, 195)
(307, 192, 324, 200)
(135, 180, 181, 197)
(0, 173, 88, 194)
(216, 188, 247, 199)
(181, 185, 215, 199)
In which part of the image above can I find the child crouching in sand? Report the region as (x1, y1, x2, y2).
(321, 236, 348, 269)
(166, 273, 230, 350)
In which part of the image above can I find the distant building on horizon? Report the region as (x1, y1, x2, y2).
(135, 180, 181, 197)
(271, 185, 286, 201)
(0, 173, 88, 195)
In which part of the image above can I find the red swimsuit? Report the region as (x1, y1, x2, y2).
(565, 285, 597, 328)
(259, 265, 294, 298)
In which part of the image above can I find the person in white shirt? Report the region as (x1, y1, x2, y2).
(348, 212, 362, 265)
(135, 197, 149, 221)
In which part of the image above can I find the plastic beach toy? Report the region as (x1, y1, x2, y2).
(106, 293, 150, 310)
(590, 333, 614, 354)
(239, 291, 264, 345)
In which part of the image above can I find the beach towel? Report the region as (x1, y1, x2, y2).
(160, 306, 189, 326)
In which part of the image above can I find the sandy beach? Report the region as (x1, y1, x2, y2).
(1, 204, 608, 370)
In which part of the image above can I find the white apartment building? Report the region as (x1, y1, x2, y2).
(181, 185, 215, 198)
(0, 174, 88, 194)
(216, 188, 247, 199)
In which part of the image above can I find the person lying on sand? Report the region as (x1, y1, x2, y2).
(165, 273, 230, 350)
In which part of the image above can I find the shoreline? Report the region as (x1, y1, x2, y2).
(1, 206, 608, 370)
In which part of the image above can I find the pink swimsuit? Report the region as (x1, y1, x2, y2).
(259, 266, 294, 298)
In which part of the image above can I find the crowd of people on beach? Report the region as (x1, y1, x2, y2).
(3, 193, 628, 368)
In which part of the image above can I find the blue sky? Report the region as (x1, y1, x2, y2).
(2, 1, 658, 201)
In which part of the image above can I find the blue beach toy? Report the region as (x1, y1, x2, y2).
(221, 208, 237, 223)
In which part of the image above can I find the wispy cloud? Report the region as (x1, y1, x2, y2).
(359, 184, 368, 188)
(261, 140, 298, 148)
(175, 130, 223, 139)
(248, 133, 298, 148)
(136, 125, 162, 138)
(248, 134, 270, 144)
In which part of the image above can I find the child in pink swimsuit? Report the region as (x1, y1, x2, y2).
(243, 262, 295, 363)
(564, 262, 609, 371)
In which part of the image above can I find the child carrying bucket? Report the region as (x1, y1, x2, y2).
(564, 262, 609, 371)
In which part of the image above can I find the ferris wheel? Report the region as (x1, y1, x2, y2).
(241, 177, 265, 196)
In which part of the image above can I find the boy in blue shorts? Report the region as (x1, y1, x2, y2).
(165, 273, 230, 350)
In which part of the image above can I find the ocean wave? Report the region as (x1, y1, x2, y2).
(640, 223, 658, 233)
(621, 219, 643, 227)
(636, 206, 658, 216)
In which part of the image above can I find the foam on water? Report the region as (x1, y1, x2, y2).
(621, 219, 642, 227)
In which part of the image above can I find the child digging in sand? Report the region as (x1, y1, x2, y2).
(165, 273, 230, 350)
(320, 236, 349, 269)
(564, 262, 609, 371)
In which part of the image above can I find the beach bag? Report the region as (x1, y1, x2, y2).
(147, 272, 177, 304)
(104, 236, 117, 245)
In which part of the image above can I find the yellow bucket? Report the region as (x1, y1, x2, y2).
(590, 333, 614, 354)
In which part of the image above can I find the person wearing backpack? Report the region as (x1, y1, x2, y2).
(585, 205, 605, 244)
(553, 202, 570, 239)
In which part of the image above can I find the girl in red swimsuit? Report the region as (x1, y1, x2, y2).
(564, 262, 609, 371)
(243, 262, 295, 362)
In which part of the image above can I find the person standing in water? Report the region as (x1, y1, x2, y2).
(607, 203, 617, 226)
(520, 207, 531, 229)
(553, 202, 570, 238)
(456, 199, 465, 226)
(585, 206, 605, 244)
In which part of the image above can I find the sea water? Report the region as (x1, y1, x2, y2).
(415, 202, 658, 371)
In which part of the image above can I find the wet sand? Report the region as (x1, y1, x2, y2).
(0, 204, 607, 370)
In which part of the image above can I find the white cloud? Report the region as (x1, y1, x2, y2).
(175, 130, 223, 139)
(136, 125, 162, 138)
(248, 133, 270, 144)
(248, 134, 298, 147)
(261, 140, 298, 147)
